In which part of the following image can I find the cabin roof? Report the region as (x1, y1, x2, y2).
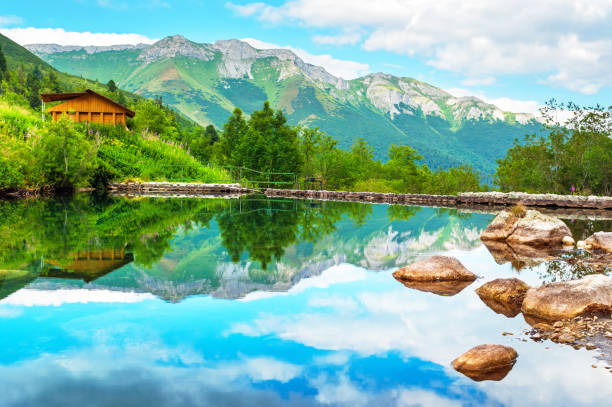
(40, 89, 135, 117)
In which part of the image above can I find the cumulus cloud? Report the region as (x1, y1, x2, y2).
(241, 38, 370, 79)
(0, 27, 157, 46)
(229, 0, 612, 94)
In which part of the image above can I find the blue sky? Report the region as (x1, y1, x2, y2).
(1, 0, 611, 114)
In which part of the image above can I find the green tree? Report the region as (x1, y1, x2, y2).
(25, 67, 42, 109)
(217, 107, 247, 166)
(47, 71, 61, 92)
(132, 99, 178, 139)
(495, 101, 612, 195)
(0, 45, 7, 80)
(107, 79, 117, 92)
(31, 119, 99, 191)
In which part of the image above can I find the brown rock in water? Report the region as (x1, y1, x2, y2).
(522, 274, 612, 321)
(480, 211, 518, 241)
(452, 344, 518, 382)
(585, 232, 612, 253)
(395, 279, 474, 296)
(476, 278, 530, 318)
(481, 210, 572, 247)
(393, 255, 476, 282)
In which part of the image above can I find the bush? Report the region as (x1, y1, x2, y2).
(31, 119, 98, 190)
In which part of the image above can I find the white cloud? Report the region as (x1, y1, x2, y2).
(231, 0, 612, 94)
(0, 289, 155, 307)
(0, 15, 23, 27)
(461, 77, 496, 86)
(241, 37, 370, 79)
(0, 27, 157, 46)
(313, 31, 362, 46)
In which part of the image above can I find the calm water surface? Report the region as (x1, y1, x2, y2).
(0, 195, 610, 407)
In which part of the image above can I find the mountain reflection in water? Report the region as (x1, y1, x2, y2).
(0, 195, 489, 301)
(0, 195, 610, 407)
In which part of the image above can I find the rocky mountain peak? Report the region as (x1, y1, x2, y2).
(139, 35, 214, 64)
(25, 43, 147, 54)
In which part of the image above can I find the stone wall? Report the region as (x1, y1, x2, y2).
(107, 182, 251, 195)
(264, 189, 612, 209)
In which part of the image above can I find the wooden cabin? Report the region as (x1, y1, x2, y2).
(44, 248, 134, 283)
(40, 89, 135, 125)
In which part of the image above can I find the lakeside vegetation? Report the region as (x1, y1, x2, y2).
(0, 38, 610, 197)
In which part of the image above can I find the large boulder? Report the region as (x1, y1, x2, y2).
(452, 344, 518, 382)
(481, 209, 572, 247)
(585, 232, 612, 253)
(522, 274, 612, 321)
(393, 255, 476, 282)
(476, 278, 530, 317)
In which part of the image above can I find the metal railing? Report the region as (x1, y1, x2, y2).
(98, 150, 324, 190)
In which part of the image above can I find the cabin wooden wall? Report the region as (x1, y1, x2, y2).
(47, 93, 128, 125)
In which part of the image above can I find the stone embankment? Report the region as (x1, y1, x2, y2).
(264, 189, 612, 209)
(107, 182, 251, 195)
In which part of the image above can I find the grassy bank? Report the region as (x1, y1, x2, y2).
(0, 98, 229, 195)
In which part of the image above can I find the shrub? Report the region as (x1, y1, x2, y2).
(510, 203, 527, 218)
(31, 118, 98, 190)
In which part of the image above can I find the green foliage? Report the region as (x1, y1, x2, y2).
(107, 79, 117, 93)
(0, 45, 6, 79)
(31, 118, 98, 190)
(131, 99, 179, 139)
(217, 102, 303, 185)
(189, 124, 219, 163)
(495, 101, 612, 195)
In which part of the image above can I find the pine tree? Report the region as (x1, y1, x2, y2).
(107, 79, 117, 92)
(0, 45, 7, 80)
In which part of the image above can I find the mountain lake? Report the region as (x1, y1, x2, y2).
(0, 194, 610, 407)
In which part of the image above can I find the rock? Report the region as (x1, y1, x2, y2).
(451, 344, 518, 382)
(522, 274, 612, 321)
(481, 209, 572, 247)
(393, 255, 476, 282)
(557, 334, 576, 343)
(394, 279, 474, 296)
(585, 232, 612, 253)
(476, 278, 530, 318)
(577, 240, 588, 249)
(480, 211, 519, 241)
(562, 235, 575, 246)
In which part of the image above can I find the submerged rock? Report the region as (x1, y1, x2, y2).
(476, 278, 530, 317)
(481, 209, 572, 247)
(452, 344, 518, 382)
(393, 255, 476, 282)
(522, 274, 612, 321)
(585, 232, 612, 253)
(395, 279, 474, 296)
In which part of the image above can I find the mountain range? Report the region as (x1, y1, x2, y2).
(27, 35, 542, 176)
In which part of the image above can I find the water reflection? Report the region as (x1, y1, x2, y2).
(0, 195, 490, 301)
(1, 196, 611, 407)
